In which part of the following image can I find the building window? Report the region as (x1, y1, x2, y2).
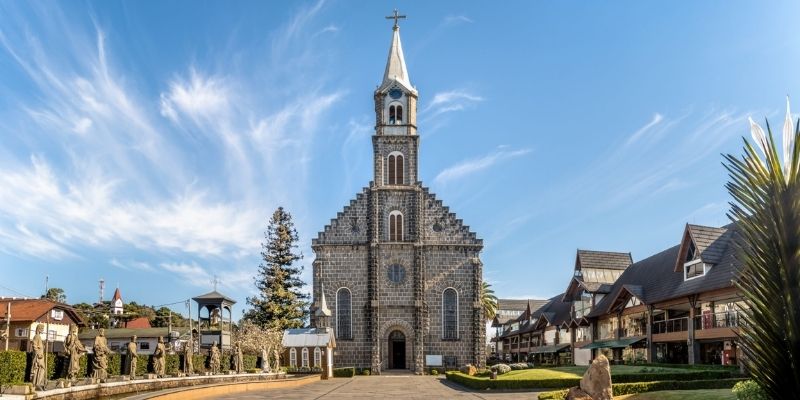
(389, 211, 403, 241)
(388, 104, 403, 124)
(314, 347, 322, 367)
(684, 259, 708, 280)
(685, 241, 697, 263)
(290, 348, 297, 367)
(442, 288, 458, 340)
(387, 153, 404, 185)
(301, 347, 309, 368)
(139, 342, 150, 350)
(387, 264, 405, 283)
(336, 288, 352, 339)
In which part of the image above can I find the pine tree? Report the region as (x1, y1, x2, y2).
(244, 207, 309, 330)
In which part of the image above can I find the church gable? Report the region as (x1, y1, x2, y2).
(421, 188, 482, 245)
(313, 187, 369, 245)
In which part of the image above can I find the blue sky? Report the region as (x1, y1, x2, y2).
(1, 1, 799, 318)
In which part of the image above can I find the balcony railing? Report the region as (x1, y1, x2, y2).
(694, 311, 742, 330)
(652, 317, 688, 334)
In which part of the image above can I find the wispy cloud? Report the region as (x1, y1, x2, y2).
(625, 113, 664, 146)
(421, 89, 484, 122)
(434, 146, 531, 185)
(443, 15, 474, 25)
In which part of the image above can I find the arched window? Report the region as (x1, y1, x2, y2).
(314, 347, 322, 367)
(389, 105, 396, 124)
(442, 288, 458, 340)
(389, 211, 403, 241)
(387, 152, 404, 185)
(336, 288, 352, 339)
(396, 105, 403, 123)
(289, 348, 297, 367)
(301, 347, 309, 368)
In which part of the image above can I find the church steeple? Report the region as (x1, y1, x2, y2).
(373, 10, 419, 187)
(381, 20, 413, 93)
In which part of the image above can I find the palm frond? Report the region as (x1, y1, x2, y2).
(724, 105, 800, 398)
(481, 281, 498, 321)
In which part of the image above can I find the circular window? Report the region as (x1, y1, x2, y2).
(432, 222, 443, 232)
(387, 264, 405, 283)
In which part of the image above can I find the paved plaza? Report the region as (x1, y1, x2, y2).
(209, 375, 541, 400)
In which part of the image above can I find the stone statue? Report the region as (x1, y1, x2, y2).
(182, 338, 194, 374)
(92, 328, 109, 380)
(210, 308, 221, 328)
(153, 336, 166, 378)
(126, 335, 138, 379)
(29, 324, 46, 390)
(272, 347, 280, 372)
(261, 347, 270, 373)
(232, 341, 243, 373)
(209, 341, 221, 374)
(64, 324, 86, 380)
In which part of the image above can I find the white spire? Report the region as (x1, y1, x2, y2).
(381, 25, 414, 93)
(315, 284, 332, 317)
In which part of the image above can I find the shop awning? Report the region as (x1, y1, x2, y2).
(580, 336, 645, 350)
(529, 343, 571, 354)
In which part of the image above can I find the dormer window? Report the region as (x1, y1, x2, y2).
(685, 241, 697, 263)
(684, 259, 708, 280)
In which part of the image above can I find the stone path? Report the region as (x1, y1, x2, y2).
(209, 375, 542, 400)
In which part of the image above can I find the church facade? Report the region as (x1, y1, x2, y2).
(310, 20, 485, 374)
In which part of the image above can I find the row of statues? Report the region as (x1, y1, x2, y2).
(28, 323, 281, 390)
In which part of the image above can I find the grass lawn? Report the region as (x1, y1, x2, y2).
(615, 389, 735, 399)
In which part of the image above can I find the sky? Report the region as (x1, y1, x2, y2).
(1, 1, 799, 319)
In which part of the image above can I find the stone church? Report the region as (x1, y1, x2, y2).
(310, 18, 485, 374)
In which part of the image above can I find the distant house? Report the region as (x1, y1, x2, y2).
(79, 327, 190, 355)
(489, 299, 548, 357)
(0, 298, 86, 352)
(282, 328, 335, 378)
(125, 317, 152, 329)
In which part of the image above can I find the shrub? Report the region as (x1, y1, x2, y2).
(509, 362, 529, 370)
(611, 369, 733, 383)
(733, 380, 768, 400)
(491, 363, 511, 375)
(430, 369, 439, 376)
(527, 362, 536, 369)
(333, 367, 355, 378)
(361, 368, 371, 376)
(537, 378, 746, 399)
(0, 351, 26, 387)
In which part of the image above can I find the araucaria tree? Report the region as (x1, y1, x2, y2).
(724, 98, 799, 398)
(244, 207, 309, 330)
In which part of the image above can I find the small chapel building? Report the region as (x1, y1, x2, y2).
(310, 14, 485, 374)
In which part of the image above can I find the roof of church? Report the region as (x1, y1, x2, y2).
(380, 25, 415, 94)
(112, 287, 122, 301)
(283, 328, 336, 348)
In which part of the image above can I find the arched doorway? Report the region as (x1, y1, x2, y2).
(388, 330, 406, 369)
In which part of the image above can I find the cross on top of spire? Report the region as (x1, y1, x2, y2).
(211, 275, 221, 291)
(385, 9, 406, 30)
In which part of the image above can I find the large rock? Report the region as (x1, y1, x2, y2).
(578, 354, 613, 400)
(564, 386, 593, 400)
(460, 364, 477, 376)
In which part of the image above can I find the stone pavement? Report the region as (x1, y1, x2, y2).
(209, 375, 542, 400)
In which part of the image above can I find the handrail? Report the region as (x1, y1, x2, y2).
(694, 310, 742, 329)
(652, 316, 688, 334)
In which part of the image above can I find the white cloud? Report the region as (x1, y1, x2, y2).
(160, 69, 230, 123)
(434, 146, 531, 185)
(625, 113, 664, 146)
(160, 262, 210, 288)
(110, 258, 154, 272)
(421, 90, 484, 121)
(444, 15, 474, 25)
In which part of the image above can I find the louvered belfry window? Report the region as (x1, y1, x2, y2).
(388, 154, 404, 185)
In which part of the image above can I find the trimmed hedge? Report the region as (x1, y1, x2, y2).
(537, 378, 746, 399)
(446, 369, 737, 391)
(446, 372, 580, 390)
(0, 351, 26, 386)
(732, 380, 768, 400)
(333, 367, 356, 377)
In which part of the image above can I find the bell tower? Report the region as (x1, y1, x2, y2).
(373, 11, 419, 188)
